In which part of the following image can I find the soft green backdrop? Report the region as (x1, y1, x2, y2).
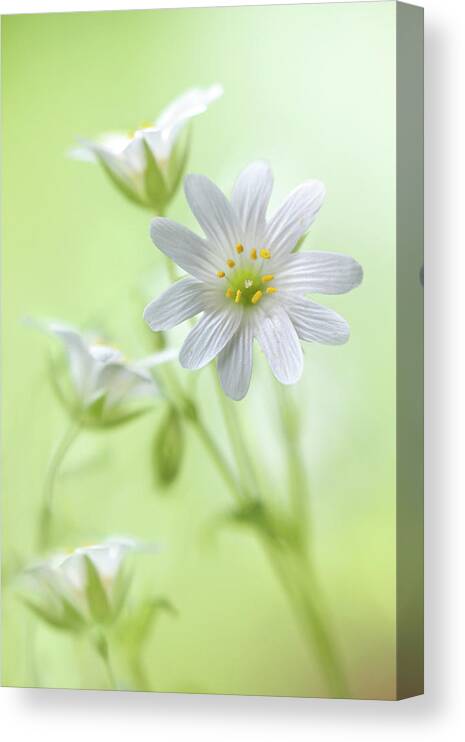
(2, 2, 396, 698)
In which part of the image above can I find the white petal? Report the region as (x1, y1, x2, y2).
(264, 180, 325, 260)
(217, 317, 254, 401)
(139, 128, 165, 162)
(47, 323, 96, 401)
(179, 308, 242, 370)
(254, 305, 303, 385)
(144, 277, 206, 330)
(277, 252, 363, 294)
(69, 132, 131, 162)
(231, 161, 273, 247)
(156, 84, 223, 131)
(283, 296, 350, 344)
(155, 84, 223, 158)
(136, 348, 179, 368)
(98, 363, 156, 410)
(122, 137, 146, 172)
(150, 218, 219, 282)
(184, 174, 242, 259)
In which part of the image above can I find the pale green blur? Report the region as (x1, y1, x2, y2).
(2, 2, 397, 698)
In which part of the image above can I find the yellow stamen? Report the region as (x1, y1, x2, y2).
(261, 274, 274, 283)
(266, 287, 278, 295)
(216, 271, 225, 278)
(226, 259, 236, 269)
(225, 288, 234, 299)
(250, 248, 257, 260)
(235, 243, 244, 254)
(251, 290, 263, 305)
(235, 289, 242, 304)
(260, 248, 271, 259)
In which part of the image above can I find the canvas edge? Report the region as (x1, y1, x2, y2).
(395, 0, 425, 701)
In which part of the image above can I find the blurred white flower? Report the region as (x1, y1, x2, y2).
(38, 321, 176, 423)
(144, 161, 363, 400)
(21, 538, 151, 629)
(71, 85, 223, 211)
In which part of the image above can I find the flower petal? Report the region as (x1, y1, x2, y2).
(217, 317, 254, 401)
(283, 296, 350, 344)
(153, 84, 223, 159)
(98, 363, 156, 410)
(46, 323, 95, 400)
(179, 307, 242, 370)
(184, 174, 242, 259)
(264, 180, 325, 260)
(150, 218, 218, 282)
(254, 305, 303, 385)
(277, 252, 363, 294)
(144, 277, 206, 330)
(231, 161, 273, 247)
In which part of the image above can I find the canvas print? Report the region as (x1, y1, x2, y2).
(1, 2, 423, 699)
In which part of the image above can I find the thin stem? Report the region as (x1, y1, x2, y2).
(38, 417, 82, 551)
(190, 415, 245, 506)
(262, 537, 347, 697)
(276, 384, 311, 547)
(211, 367, 259, 497)
(93, 633, 117, 690)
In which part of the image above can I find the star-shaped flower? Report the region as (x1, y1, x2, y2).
(144, 161, 363, 400)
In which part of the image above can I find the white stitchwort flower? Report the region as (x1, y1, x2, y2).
(144, 161, 363, 400)
(71, 85, 223, 210)
(22, 538, 149, 627)
(39, 321, 176, 416)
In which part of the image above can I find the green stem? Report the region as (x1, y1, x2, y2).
(38, 417, 82, 551)
(263, 539, 347, 697)
(276, 384, 311, 547)
(130, 653, 151, 692)
(212, 367, 259, 498)
(93, 633, 117, 690)
(189, 414, 245, 506)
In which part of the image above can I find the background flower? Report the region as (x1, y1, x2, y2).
(20, 538, 147, 630)
(36, 320, 176, 424)
(70, 85, 223, 212)
(144, 161, 363, 399)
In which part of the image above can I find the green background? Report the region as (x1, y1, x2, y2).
(2, 2, 396, 698)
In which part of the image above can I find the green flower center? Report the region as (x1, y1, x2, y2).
(216, 244, 278, 307)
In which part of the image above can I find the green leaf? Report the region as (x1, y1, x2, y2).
(142, 139, 168, 210)
(96, 152, 148, 209)
(60, 597, 87, 632)
(111, 566, 131, 621)
(84, 555, 111, 624)
(122, 597, 176, 651)
(20, 598, 71, 632)
(167, 125, 191, 199)
(153, 405, 185, 487)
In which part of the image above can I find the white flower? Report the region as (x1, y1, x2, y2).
(22, 538, 149, 626)
(38, 321, 176, 417)
(144, 161, 363, 400)
(71, 85, 223, 210)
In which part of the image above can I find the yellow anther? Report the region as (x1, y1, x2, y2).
(235, 289, 242, 304)
(226, 259, 236, 268)
(266, 287, 278, 295)
(251, 290, 263, 305)
(235, 243, 244, 254)
(226, 288, 234, 299)
(250, 248, 257, 260)
(216, 271, 225, 278)
(261, 274, 274, 283)
(260, 248, 271, 259)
